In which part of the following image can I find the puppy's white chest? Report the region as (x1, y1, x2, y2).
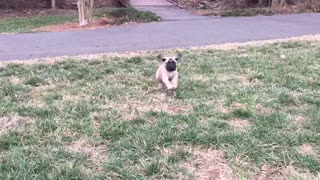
(167, 71, 176, 81)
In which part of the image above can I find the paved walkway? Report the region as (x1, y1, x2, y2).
(1, 13, 320, 61)
(131, 0, 211, 21)
(135, 5, 212, 21)
(130, 0, 173, 6)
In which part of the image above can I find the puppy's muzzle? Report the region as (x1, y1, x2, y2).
(166, 61, 176, 72)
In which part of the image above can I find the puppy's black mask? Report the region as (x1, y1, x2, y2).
(158, 53, 182, 72)
(166, 60, 176, 72)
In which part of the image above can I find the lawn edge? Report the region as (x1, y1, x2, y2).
(1, 34, 320, 66)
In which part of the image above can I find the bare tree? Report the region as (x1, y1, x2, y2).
(77, 0, 94, 26)
(52, 0, 56, 9)
(271, 0, 286, 10)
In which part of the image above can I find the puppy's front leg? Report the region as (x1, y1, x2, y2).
(158, 82, 164, 89)
(171, 74, 178, 90)
(162, 76, 174, 90)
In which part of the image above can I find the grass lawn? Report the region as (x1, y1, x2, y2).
(1, 41, 320, 179)
(0, 14, 76, 34)
(0, 8, 160, 34)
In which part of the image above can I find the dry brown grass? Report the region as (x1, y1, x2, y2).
(62, 93, 91, 102)
(27, 84, 56, 108)
(217, 74, 232, 82)
(231, 102, 247, 110)
(102, 93, 193, 121)
(297, 144, 317, 156)
(254, 164, 320, 180)
(294, 116, 307, 127)
(181, 149, 235, 180)
(65, 138, 108, 164)
(254, 164, 286, 180)
(9, 76, 22, 85)
(30, 84, 56, 95)
(282, 166, 320, 180)
(31, 17, 115, 33)
(217, 74, 263, 87)
(227, 119, 251, 131)
(0, 115, 30, 135)
(191, 74, 210, 82)
(255, 104, 273, 115)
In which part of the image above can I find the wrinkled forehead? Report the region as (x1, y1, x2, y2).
(163, 56, 177, 62)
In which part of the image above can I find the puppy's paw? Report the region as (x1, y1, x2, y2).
(167, 89, 176, 96)
(158, 83, 164, 90)
(166, 86, 172, 90)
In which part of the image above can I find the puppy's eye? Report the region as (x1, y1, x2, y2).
(175, 58, 179, 61)
(162, 58, 166, 62)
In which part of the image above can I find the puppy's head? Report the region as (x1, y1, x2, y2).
(157, 53, 182, 72)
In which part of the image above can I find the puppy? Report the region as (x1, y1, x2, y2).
(156, 53, 182, 91)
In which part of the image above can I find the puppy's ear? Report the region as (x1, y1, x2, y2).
(175, 52, 182, 61)
(157, 54, 166, 62)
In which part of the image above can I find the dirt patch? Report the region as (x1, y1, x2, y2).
(30, 84, 56, 94)
(282, 166, 320, 180)
(32, 18, 116, 32)
(217, 74, 232, 82)
(217, 74, 262, 87)
(255, 104, 273, 115)
(29, 84, 56, 99)
(215, 102, 248, 114)
(27, 84, 56, 108)
(192, 74, 210, 82)
(254, 164, 319, 180)
(90, 111, 102, 132)
(0, 115, 29, 135)
(298, 143, 317, 156)
(219, 102, 247, 112)
(181, 149, 235, 180)
(239, 76, 263, 87)
(294, 116, 306, 127)
(9, 76, 22, 85)
(65, 138, 107, 164)
(103, 94, 192, 121)
(63, 93, 91, 102)
(209, 100, 229, 113)
(227, 119, 251, 131)
(176, 123, 189, 130)
(217, 106, 230, 114)
(254, 164, 285, 180)
(232, 102, 247, 110)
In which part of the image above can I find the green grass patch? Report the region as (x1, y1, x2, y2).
(0, 15, 76, 33)
(1, 41, 320, 178)
(0, 7, 160, 34)
(95, 7, 161, 24)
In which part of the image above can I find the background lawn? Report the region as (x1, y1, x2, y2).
(0, 41, 320, 179)
(0, 8, 160, 34)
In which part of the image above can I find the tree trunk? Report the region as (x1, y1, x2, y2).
(46, 0, 51, 8)
(4, 0, 9, 9)
(271, 0, 286, 10)
(52, 0, 56, 9)
(77, 0, 94, 26)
